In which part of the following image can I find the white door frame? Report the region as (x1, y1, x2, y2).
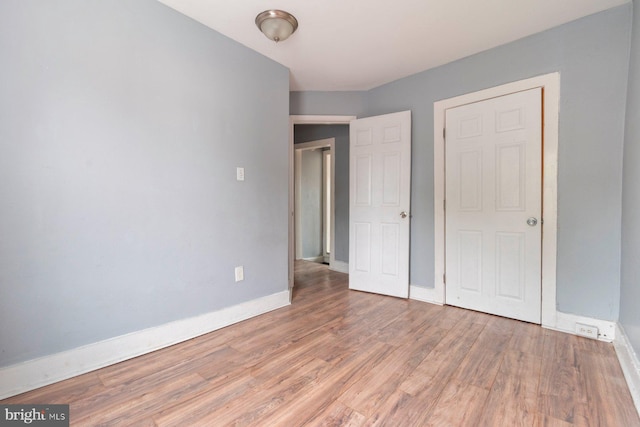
(322, 149, 332, 264)
(433, 73, 559, 329)
(289, 115, 356, 300)
(294, 138, 335, 265)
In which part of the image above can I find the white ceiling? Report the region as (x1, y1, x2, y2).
(158, 0, 628, 91)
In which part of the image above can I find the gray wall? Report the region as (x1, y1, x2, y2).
(295, 125, 350, 262)
(621, 0, 640, 353)
(290, 92, 365, 117)
(292, 5, 632, 321)
(0, 0, 289, 368)
(300, 150, 323, 259)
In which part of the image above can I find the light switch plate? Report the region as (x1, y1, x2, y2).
(235, 266, 244, 282)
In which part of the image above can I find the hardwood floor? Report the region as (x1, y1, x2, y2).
(3, 260, 639, 426)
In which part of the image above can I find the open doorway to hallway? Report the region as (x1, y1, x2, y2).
(295, 139, 333, 265)
(292, 123, 351, 275)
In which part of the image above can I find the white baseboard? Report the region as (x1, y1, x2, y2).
(0, 290, 290, 400)
(329, 260, 349, 274)
(408, 288, 615, 343)
(409, 285, 444, 305)
(614, 323, 640, 416)
(544, 311, 616, 342)
(303, 256, 325, 263)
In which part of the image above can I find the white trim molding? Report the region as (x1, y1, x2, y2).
(433, 73, 560, 326)
(615, 323, 640, 415)
(329, 260, 349, 274)
(410, 285, 444, 305)
(0, 291, 290, 400)
(544, 311, 616, 342)
(290, 115, 357, 125)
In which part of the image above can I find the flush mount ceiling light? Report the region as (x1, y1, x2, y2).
(255, 10, 298, 43)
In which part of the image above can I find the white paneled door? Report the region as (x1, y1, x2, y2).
(349, 111, 411, 298)
(445, 88, 542, 323)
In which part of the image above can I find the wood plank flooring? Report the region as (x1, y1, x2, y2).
(3, 260, 639, 426)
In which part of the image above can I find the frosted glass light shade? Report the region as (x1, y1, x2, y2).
(255, 10, 298, 42)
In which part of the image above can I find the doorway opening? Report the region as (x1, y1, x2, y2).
(288, 116, 355, 297)
(294, 138, 334, 265)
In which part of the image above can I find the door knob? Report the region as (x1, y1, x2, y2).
(400, 211, 408, 219)
(527, 217, 538, 226)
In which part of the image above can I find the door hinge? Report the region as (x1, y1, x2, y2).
(443, 273, 446, 284)
(443, 199, 446, 211)
(443, 128, 446, 139)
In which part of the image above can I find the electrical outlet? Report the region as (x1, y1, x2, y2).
(235, 266, 244, 282)
(575, 322, 598, 340)
(236, 167, 245, 181)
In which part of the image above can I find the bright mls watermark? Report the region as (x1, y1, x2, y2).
(1, 405, 68, 426)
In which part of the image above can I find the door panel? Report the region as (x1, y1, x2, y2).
(459, 149, 483, 210)
(496, 143, 525, 210)
(354, 222, 371, 272)
(381, 223, 399, 276)
(445, 88, 541, 323)
(495, 231, 525, 299)
(349, 111, 411, 298)
(458, 230, 482, 293)
(382, 153, 401, 205)
(354, 155, 372, 206)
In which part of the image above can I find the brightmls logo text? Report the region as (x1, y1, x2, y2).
(4, 408, 45, 423)
(1, 405, 68, 426)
